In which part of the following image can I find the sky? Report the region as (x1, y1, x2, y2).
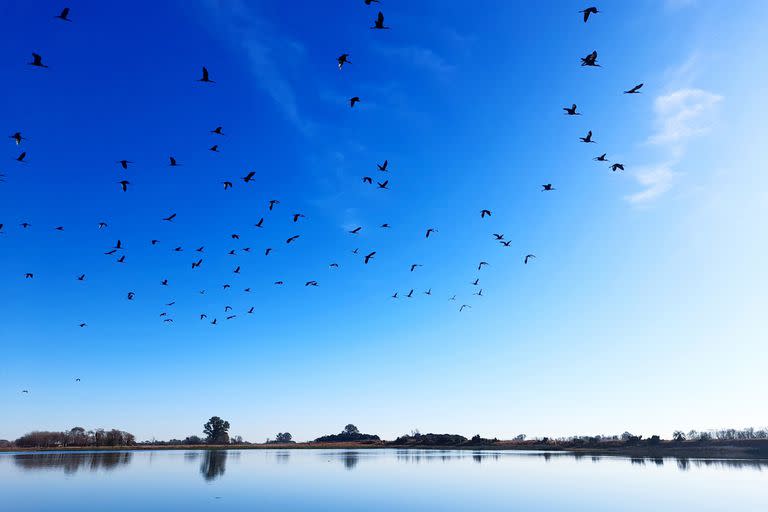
(1, 0, 767, 443)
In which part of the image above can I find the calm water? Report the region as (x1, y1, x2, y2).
(1, 449, 766, 511)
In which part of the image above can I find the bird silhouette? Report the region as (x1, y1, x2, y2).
(292, 213, 306, 222)
(117, 159, 132, 170)
(209, 145, 220, 152)
(20, 222, 32, 228)
(349, 97, 361, 107)
(581, 50, 600, 67)
(223, 284, 231, 290)
(474, 289, 484, 297)
(25, 273, 34, 279)
(352, 248, 360, 254)
(362, 176, 373, 184)
(77, 274, 85, 281)
(459, 305, 471, 312)
(349, 226, 362, 234)
(579, 7, 599, 23)
(391, 292, 398, 299)
(406, 289, 414, 298)
(481, 209, 492, 218)
(472, 278, 480, 286)
(198, 66, 214, 83)
(337, 53, 351, 69)
(247, 307, 255, 314)
(255, 218, 264, 228)
(196, 247, 204, 252)
(493, 233, 504, 240)
(169, 156, 179, 167)
(163, 213, 177, 222)
(580, 130, 596, 143)
(410, 264, 422, 272)
(231, 234, 240, 239)
(127, 292, 135, 300)
(265, 248, 273, 256)
(286, 235, 300, 244)
(594, 153, 608, 161)
(377, 160, 389, 171)
(377, 180, 389, 189)
(55, 226, 64, 231)
(226, 315, 236, 320)
(222, 181, 233, 190)
(225, 306, 233, 312)
(115, 240, 123, 250)
(200, 314, 208, 320)
(192, 259, 203, 269)
(151, 240, 159, 246)
(98, 222, 108, 229)
(624, 83, 644, 94)
(541, 184, 555, 191)
(305, 281, 319, 287)
(22, 390, 29, 394)
(524, 254, 536, 264)
(9, 132, 26, 145)
(116, 255, 125, 263)
(16, 151, 27, 162)
(161, 279, 169, 286)
(274, 281, 284, 285)
(211, 126, 224, 135)
(424, 289, 432, 296)
(211, 319, 218, 325)
(500, 240, 512, 247)
(75, 378, 80, 382)
(478, 261, 489, 270)
(55, 7, 72, 21)
(381, 223, 391, 228)
(563, 104, 581, 116)
(610, 163, 625, 172)
(329, 263, 339, 269)
(29, 53, 48, 68)
(173, 247, 183, 252)
(118, 180, 130, 192)
(371, 11, 389, 29)
(365, 251, 376, 264)
(365, 0, 379, 4)
(426, 228, 438, 238)
(242, 171, 256, 183)
(269, 199, 280, 210)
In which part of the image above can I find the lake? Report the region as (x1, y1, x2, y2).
(1, 449, 766, 511)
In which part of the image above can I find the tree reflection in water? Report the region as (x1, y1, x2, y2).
(200, 450, 227, 481)
(13, 452, 132, 474)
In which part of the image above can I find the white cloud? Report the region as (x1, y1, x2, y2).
(648, 88, 722, 148)
(625, 163, 676, 204)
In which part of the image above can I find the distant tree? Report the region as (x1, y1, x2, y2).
(275, 432, 293, 443)
(343, 424, 359, 435)
(647, 435, 661, 445)
(673, 431, 686, 442)
(203, 416, 231, 444)
(231, 435, 243, 445)
(184, 435, 203, 445)
(514, 434, 526, 441)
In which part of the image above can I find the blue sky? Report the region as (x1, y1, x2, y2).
(1, 0, 767, 442)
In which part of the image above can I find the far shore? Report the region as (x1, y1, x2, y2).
(3, 440, 767, 459)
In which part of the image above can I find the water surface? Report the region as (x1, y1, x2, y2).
(1, 449, 766, 511)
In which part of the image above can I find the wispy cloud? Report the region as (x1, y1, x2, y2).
(624, 162, 676, 204)
(201, 0, 313, 134)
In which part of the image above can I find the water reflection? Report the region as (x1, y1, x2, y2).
(199, 450, 227, 481)
(13, 451, 132, 474)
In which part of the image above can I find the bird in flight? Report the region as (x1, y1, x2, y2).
(75, 378, 80, 382)
(209, 144, 220, 153)
(500, 240, 512, 247)
(20, 222, 32, 228)
(365, 0, 379, 4)
(391, 292, 398, 299)
(233, 266, 241, 274)
(116, 255, 125, 263)
(192, 259, 203, 269)
(223, 284, 231, 290)
(55, 226, 64, 231)
(292, 213, 306, 223)
(25, 273, 34, 279)
(9, 132, 26, 145)
(472, 278, 480, 286)
(242, 171, 256, 183)
(98, 222, 108, 229)
(211, 318, 218, 325)
(269, 199, 280, 211)
(541, 184, 555, 192)
(493, 233, 504, 240)
(563, 104, 581, 116)
(247, 307, 254, 314)
(22, 390, 29, 394)
(481, 209, 492, 218)
(406, 289, 414, 298)
(161, 279, 169, 286)
(524, 254, 536, 265)
(286, 235, 300, 244)
(371, 11, 389, 29)
(580, 130, 596, 143)
(459, 305, 471, 312)
(478, 261, 489, 270)
(474, 289, 484, 297)
(168, 156, 180, 167)
(77, 274, 85, 281)
(222, 181, 233, 190)
(424, 289, 432, 296)
(377, 160, 389, 171)
(362, 176, 373, 184)
(624, 83, 644, 94)
(410, 264, 422, 272)
(231, 234, 240, 239)
(255, 218, 264, 228)
(16, 151, 27, 162)
(55, 7, 72, 21)
(265, 248, 273, 256)
(29, 53, 48, 68)
(449, 295, 456, 301)
(211, 126, 224, 135)
(579, 7, 599, 23)
(349, 97, 361, 108)
(329, 263, 339, 269)
(224, 306, 233, 312)
(196, 247, 204, 252)
(362, 251, 376, 264)
(113, 239, 123, 249)
(274, 281, 283, 285)
(610, 163, 625, 172)
(581, 50, 600, 67)
(163, 213, 177, 222)
(305, 281, 319, 287)
(117, 159, 132, 170)
(594, 153, 608, 162)
(337, 53, 351, 69)
(381, 223, 391, 229)
(151, 240, 159, 246)
(349, 226, 362, 235)
(127, 292, 135, 300)
(426, 228, 438, 238)
(198, 66, 215, 83)
(118, 180, 130, 192)
(377, 180, 389, 190)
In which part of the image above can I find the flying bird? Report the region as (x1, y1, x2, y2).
(231, 234, 240, 239)
(478, 261, 489, 270)
(292, 213, 306, 222)
(406, 289, 414, 298)
(211, 126, 224, 135)
(541, 184, 555, 191)
(25, 273, 34, 279)
(223, 284, 231, 290)
(472, 278, 480, 286)
(410, 264, 422, 272)
(233, 266, 241, 274)
(493, 233, 504, 240)
(377, 160, 389, 171)
(116, 255, 125, 263)
(580, 130, 596, 143)
(305, 281, 319, 287)
(481, 209, 492, 218)
(580, 50, 600, 67)
(337, 53, 351, 69)
(242, 171, 256, 183)
(28, 53, 48, 68)
(624, 83, 644, 94)
(594, 153, 608, 162)
(381, 223, 391, 228)
(274, 281, 284, 285)
(127, 292, 135, 300)
(198, 66, 214, 83)
(377, 180, 389, 189)
(364, 251, 376, 264)
(255, 218, 264, 228)
(163, 213, 177, 222)
(371, 11, 389, 29)
(286, 235, 300, 244)
(349, 97, 361, 107)
(209, 145, 220, 152)
(579, 7, 599, 23)
(424, 289, 432, 296)
(269, 199, 280, 210)
(117, 159, 132, 170)
(150, 240, 159, 245)
(196, 247, 204, 252)
(349, 227, 362, 234)
(247, 307, 254, 314)
(610, 163, 625, 172)
(563, 104, 581, 116)
(9, 132, 26, 145)
(425, 228, 437, 238)
(77, 274, 85, 281)
(55, 226, 64, 231)
(474, 289, 484, 297)
(222, 181, 233, 190)
(54, 7, 72, 21)
(192, 259, 203, 269)
(362, 176, 373, 184)
(20, 222, 32, 228)
(16, 152, 27, 162)
(225, 306, 233, 312)
(460, 305, 471, 312)
(118, 180, 130, 192)
(161, 279, 169, 286)
(98, 222, 108, 229)
(329, 263, 339, 269)
(500, 240, 512, 247)
(265, 248, 273, 256)
(365, 0, 379, 4)
(524, 254, 536, 265)
(391, 292, 398, 299)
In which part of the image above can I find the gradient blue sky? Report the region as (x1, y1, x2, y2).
(1, 0, 767, 442)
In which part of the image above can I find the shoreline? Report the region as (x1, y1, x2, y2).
(3, 442, 767, 460)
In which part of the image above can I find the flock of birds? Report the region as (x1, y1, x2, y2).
(5, 4, 643, 393)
